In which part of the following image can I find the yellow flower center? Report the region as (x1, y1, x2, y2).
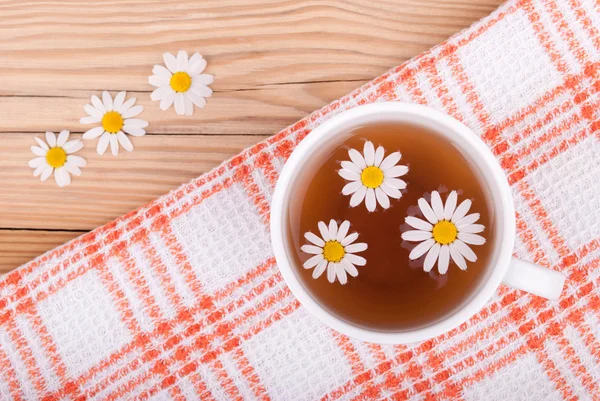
(45, 147, 67, 168)
(323, 240, 345, 263)
(360, 166, 384, 188)
(170, 71, 192, 93)
(432, 220, 458, 245)
(102, 111, 124, 134)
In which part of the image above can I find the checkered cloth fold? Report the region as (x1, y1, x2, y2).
(1, 0, 600, 399)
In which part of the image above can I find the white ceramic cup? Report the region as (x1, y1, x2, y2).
(270, 102, 566, 344)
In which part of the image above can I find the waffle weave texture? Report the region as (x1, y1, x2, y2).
(1, 0, 600, 399)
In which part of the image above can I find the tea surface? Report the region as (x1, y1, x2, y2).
(287, 123, 496, 330)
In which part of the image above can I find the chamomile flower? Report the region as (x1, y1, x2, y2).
(148, 51, 214, 116)
(401, 190, 486, 274)
(301, 219, 368, 285)
(80, 91, 148, 156)
(28, 131, 86, 187)
(339, 141, 408, 212)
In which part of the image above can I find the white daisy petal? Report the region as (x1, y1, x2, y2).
(184, 95, 194, 116)
(188, 53, 203, 67)
(64, 161, 82, 176)
(431, 191, 444, 220)
(453, 239, 477, 262)
(56, 131, 69, 147)
(345, 242, 367, 253)
(82, 126, 105, 140)
(409, 238, 435, 260)
(318, 221, 330, 241)
(301, 245, 322, 255)
(313, 260, 328, 279)
(349, 186, 367, 208)
(328, 220, 338, 240)
(116, 132, 134, 152)
(365, 188, 376, 212)
(40, 166, 53, 181)
(91, 95, 106, 113)
(456, 213, 481, 228)
(342, 181, 362, 196)
(304, 232, 325, 247)
(303, 254, 323, 269)
(341, 259, 359, 277)
(176, 50, 188, 71)
(122, 126, 146, 137)
(123, 119, 148, 129)
(379, 152, 401, 171)
(348, 148, 367, 169)
(121, 105, 143, 119)
(405, 216, 433, 230)
(187, 58, 207, 76)
(460, 224, 485, 234)
(33, 165, 46, 177)
(327, 263, 336, 283)
(384, 178, 407, 190)
(457, 232, 486, 245)
(384, 165, 408, 178)
(55, 167, 70, 187)
(153, 65, 172, 80)
(451, 199, 472, 223)
(120, 97, 137, 113)
(449, 243, 467, 270)
(402, 230, 432, 242)
(443, 191, 458, 220)
(46, 131, 56, 147)
(190, 84, 213, 98)
(28, 157, 46, 168)
(31, 146, 46, 157)
(341, 232, 358, 246)
(149, 75, 170, 88)
(374, 146, 385, 167)
(363, 141, 375, 166)
(423, 243, 441, 272)
(150, 85, 171, 101)
(102, 91, 113, 111)
(34, 137, 49, 150)
(339, 169, 360, 181)
(80, 116, 100, 125)
(375, 187, 390, 209)
(380, 182, 401, 199)
(345, 254, 366, 266)
(341, 161, 361, 175)
(113, 91, 126, 112)
(109, 134, 119, 156)
(160, 90, 176, 111)
(67, 155, 86, 167)
(336, 221, 350, 242)
(163, 52, 178, 73)
(174, 93, 185, 115)
(84, 104, 103, 120)
(64, 140, 83, 154)
(418, 198, 438, 224)
(438, 245, 450, 274)
(335, 265, 348, 285)
(194, 74, 214, 86)
(97, 132, 110, 155)
(188, 91, 207, 108)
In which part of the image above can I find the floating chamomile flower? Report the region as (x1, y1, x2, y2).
(338, 141, 408, 212)
(28, 131, 86, 187)
(301, 220, 368, 285)
(401, 190, 485, 274)
(148, 50, 214, 116)
(80, 91, 148, 156)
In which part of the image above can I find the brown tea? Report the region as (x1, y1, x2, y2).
(286, 122, 496, 331)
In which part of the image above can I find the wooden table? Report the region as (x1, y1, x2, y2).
(0, 0, 503, 272)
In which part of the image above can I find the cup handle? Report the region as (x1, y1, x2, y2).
(501, 257, 566, 300)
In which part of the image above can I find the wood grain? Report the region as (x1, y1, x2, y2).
(0, 0, 504, 271)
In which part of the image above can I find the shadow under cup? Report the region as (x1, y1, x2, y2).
(271, 103, 514, 342)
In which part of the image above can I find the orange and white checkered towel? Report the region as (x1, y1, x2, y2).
(2, 0, 600, 399)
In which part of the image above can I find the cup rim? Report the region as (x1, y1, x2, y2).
(270, 102, 515, 344)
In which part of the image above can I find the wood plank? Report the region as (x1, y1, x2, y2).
(0, 81, 362, 135)
(0, 133, 267, 231)
(0, 229, 84, 274)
